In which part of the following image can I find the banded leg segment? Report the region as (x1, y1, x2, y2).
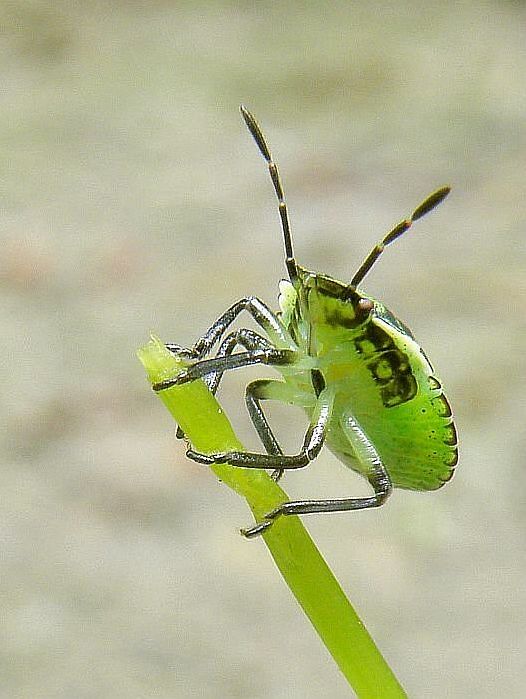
(241, 409, 392, 538)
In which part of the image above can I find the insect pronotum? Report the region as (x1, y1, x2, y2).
(154, 107, 458, 538)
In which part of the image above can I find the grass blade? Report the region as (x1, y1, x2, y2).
(138, 336, 407, 698)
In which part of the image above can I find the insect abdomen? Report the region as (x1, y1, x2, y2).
(321, 322, 457, 491)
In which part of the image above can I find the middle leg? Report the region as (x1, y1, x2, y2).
(245, 378, 315, 482)
(186, 387, 333, 475)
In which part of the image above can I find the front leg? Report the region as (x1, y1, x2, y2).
(162, 298, 296, 438)
(166, 296, 294, 363)
(152, 348, 298, 392)
(170, 329, 276, 440)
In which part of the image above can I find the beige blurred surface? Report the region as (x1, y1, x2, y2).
(1, 2, 525, 697)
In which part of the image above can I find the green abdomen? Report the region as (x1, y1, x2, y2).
(319, 331, 458, 491)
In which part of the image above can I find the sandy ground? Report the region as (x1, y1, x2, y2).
(1, 2, 525, 697)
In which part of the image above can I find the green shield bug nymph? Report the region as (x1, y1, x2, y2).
(154, 107, 458, 538)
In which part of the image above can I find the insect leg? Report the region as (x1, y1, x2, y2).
(165, 344, 212, 440)
(241, 411, 392, 538)
(165, 296, 293, 363)
(172, 329, 274, 440)
(204, 329, 274, 395)
(163, 299, 296, 436)
(186, 388, 333, 481)
(246, 379, 284, 482)
(152, 348, 298, 392)
(165, 343, 195, 358)
(196, 333, 287, 478)
(245, 379, 314, 482)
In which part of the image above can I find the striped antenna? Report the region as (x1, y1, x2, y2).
(350, 186, 450, 289)
(240, 106, 297, 281)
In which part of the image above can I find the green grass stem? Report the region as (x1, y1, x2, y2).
(138, 336, 407, 698)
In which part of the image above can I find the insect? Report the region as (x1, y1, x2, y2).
(153, 107, 458, 538)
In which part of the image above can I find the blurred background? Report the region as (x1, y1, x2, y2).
(1, 1, 525, 697)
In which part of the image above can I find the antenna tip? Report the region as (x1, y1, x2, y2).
(239, 106, 272, 162)
(411, 185, 451, 221)
(239, 104, 253, 129)
(239, 104, 252, 124)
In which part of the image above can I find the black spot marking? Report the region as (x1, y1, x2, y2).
(354, 321, 417, 407)
(311, 369, 325, 397)
(365, 323, 393, 352)
(370, 357, 394, 384)
(325, 308, 361, 330)
(314, 275, 348, 298)
(380, 374, 418, 407)
(316, 279, 373, 329)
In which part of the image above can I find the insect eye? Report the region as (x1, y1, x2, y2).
(357, 298, 374, 315)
